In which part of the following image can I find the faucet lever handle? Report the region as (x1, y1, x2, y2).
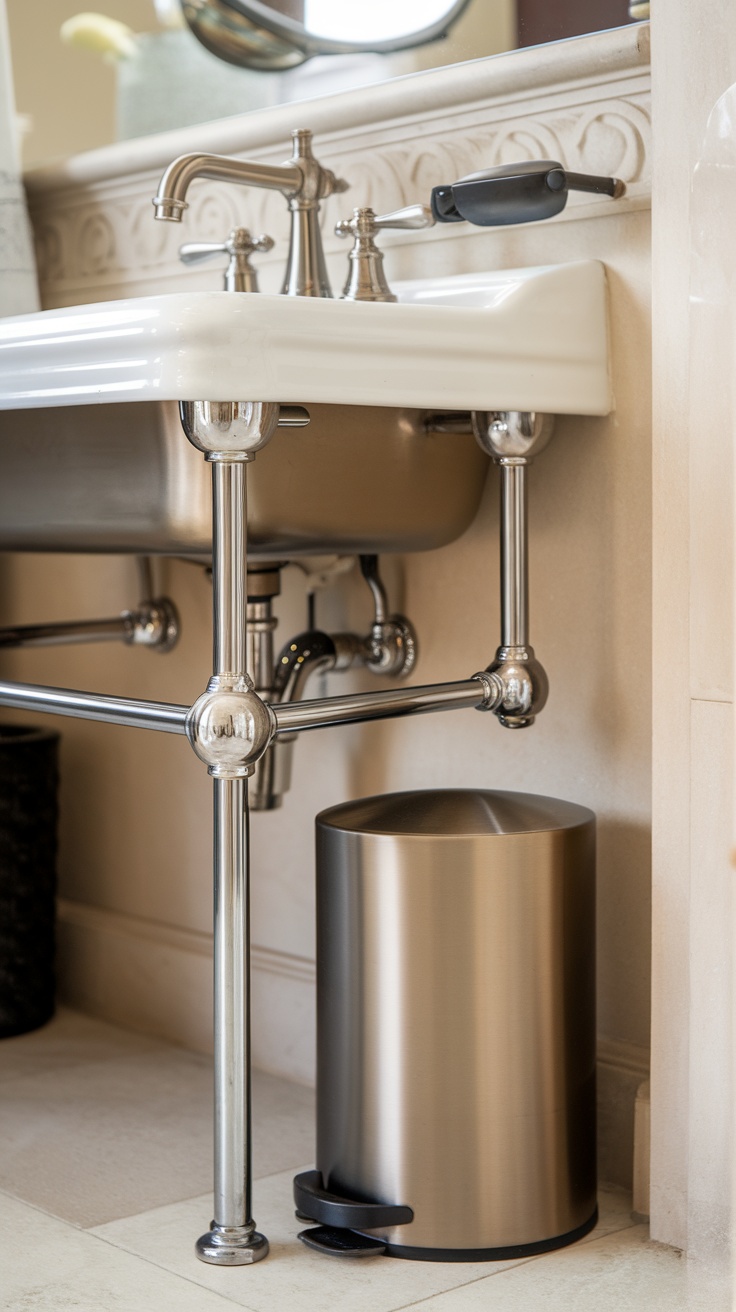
(178, 227, 275, 292)
(373, 204, 435, 231)
(334, 205, 435, 303)
(335, 205, 434, 240)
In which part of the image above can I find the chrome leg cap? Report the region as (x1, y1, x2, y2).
(195, 1221, 269, 1265)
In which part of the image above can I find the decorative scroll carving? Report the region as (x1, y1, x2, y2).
(29, 85, 651, 304)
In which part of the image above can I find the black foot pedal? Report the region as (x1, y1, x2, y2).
(298, 1225, 386, 1257)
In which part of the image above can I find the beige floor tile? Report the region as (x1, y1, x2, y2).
(399, 1225, 732, 1312)
(0, 1024, 314, 1226)
(92, 1174, 634, 1312)
(0, 1011, 648, 1312)
(0, 1192, 245, 1312)
(0, 1006, 159, 1085)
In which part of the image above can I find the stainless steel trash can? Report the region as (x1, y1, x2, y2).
(295, 789, 597, 1261)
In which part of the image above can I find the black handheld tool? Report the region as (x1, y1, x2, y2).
(430, 160, 625, 227)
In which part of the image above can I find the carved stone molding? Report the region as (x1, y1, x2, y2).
(26, 29, 651, 306)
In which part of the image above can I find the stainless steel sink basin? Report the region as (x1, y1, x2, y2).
(0, 262, 611, 557)
(0, 401, 486, 556)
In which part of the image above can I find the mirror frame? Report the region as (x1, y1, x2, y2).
(182, 0, 475, 70)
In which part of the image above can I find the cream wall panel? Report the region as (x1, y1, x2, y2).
(650, 0, 736, 1259)
(687, 698, 733, 1262)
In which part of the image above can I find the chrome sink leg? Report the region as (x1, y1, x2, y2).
(472, 411, 553, 729)
(180, 401, 281, 1266)
(197, 458, 268, 1267)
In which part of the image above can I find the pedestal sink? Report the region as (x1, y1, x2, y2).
(0, 261, 611, 556)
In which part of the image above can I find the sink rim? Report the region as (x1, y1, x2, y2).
(0, 261, 612, 417)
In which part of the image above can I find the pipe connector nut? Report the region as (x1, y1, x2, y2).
(186, 677, 276, 777)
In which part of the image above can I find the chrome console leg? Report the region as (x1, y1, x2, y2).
(472, 411, 553, 729)
(197, 771, 268, 1264)
(195, 457, 269, 1266)
(180, 401, 282, 1267)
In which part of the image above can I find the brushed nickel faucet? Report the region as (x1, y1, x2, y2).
(153, 128, 348, 297)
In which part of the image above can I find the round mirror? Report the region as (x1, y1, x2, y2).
(181, 0, 474, 70)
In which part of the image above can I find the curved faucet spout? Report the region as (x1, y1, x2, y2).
(152, 154, 302, 221)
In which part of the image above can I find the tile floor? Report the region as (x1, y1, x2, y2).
(0, 1008, 730, 1311)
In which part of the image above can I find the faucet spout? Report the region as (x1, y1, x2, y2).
(152, 129, 348, 297)
(152, 156, 302, 220)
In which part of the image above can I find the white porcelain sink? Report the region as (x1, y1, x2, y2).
(0, 262, 611, 556)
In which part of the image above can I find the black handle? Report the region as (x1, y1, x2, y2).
(293, 1169, 414, 1229)
(430, 160, 624, 227)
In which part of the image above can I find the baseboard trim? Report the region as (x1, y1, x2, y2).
(57, 897, 315, 981)
(56, 897, 316, 1081)
(57, 897, 649, 1179)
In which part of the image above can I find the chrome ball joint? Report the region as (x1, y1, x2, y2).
(179, 400, 282, 459)
(484, 646, 549, 729)
(472, 410, 554, 463)
(186, 676, 275, 778)
(471, 653, 548, 729)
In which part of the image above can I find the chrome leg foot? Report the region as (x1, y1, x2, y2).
(196, 1221, 269, 1265)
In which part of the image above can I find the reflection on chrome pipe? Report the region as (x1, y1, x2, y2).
(212, 775, 251, 1228)
(212, 461, 248, 677)
(500, 462, 528, 650)
(0, 678, 188, 733)
(273, 676, 498, 736)
(0, 617, 129, 648)
(0, 598, 179, 653)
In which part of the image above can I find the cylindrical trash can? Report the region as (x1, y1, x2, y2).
(296, 789, 596, 1261)
(0, 726, 60, 1038)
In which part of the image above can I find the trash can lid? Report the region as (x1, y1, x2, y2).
(317, 789, 594, 838)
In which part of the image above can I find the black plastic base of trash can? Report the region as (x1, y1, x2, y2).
(0, 725, 60, 1038)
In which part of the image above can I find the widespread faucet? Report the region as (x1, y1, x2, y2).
(153, 128, 348, 297)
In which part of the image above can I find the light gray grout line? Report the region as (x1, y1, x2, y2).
(0, 1176, 216, 1235)
(386, 1219, 643, 1312)
(0, 1184, 92, 1230)
(71, 1225, 259, 1311)
(1, 1188, 243, 1307)
(83, 1188, 216, 1231)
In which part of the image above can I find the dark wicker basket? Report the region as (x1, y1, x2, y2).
(0, 725, 60, 1038)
